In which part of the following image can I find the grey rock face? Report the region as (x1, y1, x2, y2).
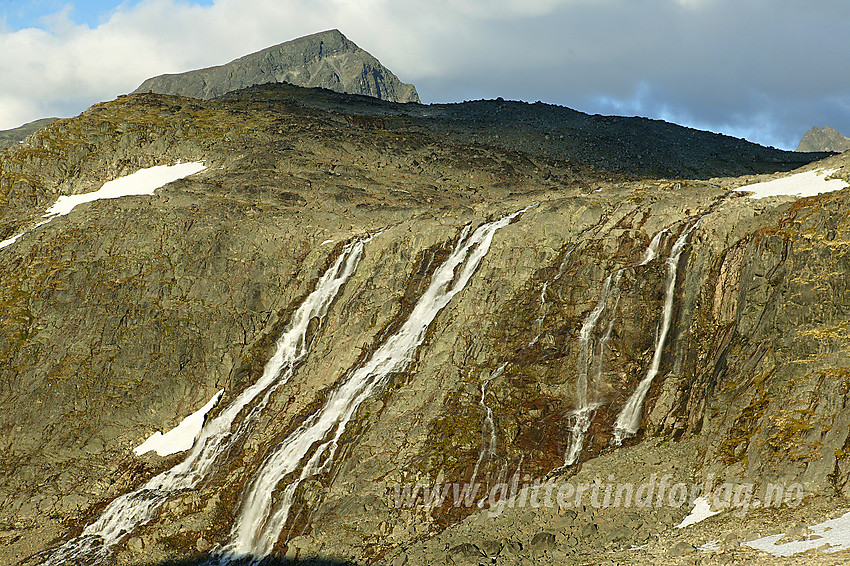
(797, 126, 850, 153)
(132, 29, 419, 103)
(448, 542, 484, 560)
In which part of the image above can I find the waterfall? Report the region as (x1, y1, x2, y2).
(217, 209, 529, 562)
(595, 229, 666, 385)
(528, 283, 549, 346)
(42, 239, 367, 566)
(638, 228, 669, 266)
(562, 228, 668, 467)
(612, 221, 700, 444)
(562, 273, 619, 467)
(470, 362, 507, 487)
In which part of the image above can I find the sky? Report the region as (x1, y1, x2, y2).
(1, 0, 848, 150)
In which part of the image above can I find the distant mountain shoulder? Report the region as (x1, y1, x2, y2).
(797, 126, 850, 152)
(132, 29, 419, 104)
(0, 117, 58, 150)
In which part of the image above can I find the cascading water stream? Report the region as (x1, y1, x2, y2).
(593, 229, 667, 374)
(42, 239, 367, 566)
(562, 228, 668, 467)
(612, 220, 701, 444)
(216, 208, 530, 563)
(638, 228, 669, 267)
(592, 228, 667, 378)
(470, 362, 507, 487)
(563, 273, 616, 467)
(528, 283, 549, 346)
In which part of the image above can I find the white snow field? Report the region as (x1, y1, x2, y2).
(0, 232, 24, 249)
(0, 161, 206, 250)
(745, 510, 850, 556)
(734, 168, 848, 199)
(676, 495, 721, 529)
(43, 162, 206, 217)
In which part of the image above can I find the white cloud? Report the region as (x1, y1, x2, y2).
(443, 0, 580, 19)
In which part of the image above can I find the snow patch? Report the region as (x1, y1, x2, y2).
(320, 239, 334, 246)
(745, 510, 850, 556)
(44, 162, 206, 217)
(734, 168, 848, 200)
(134, 389, 224, 457)
(0, 162, 205, 251)
(676, 496, 721, 528)
(0, 232, 24, 249)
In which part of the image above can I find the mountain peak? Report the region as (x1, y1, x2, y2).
(132, 29, 419, 103)
(796, 125, 850, 152)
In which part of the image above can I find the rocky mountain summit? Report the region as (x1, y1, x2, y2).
(797, 126, 850, 153)
(1, 82, 850, 566)
(132, 29, 420, 104)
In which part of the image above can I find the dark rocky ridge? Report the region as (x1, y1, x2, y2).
(797, 126, 850, 153)
(132, 29, 419, 104)
(218, 84, 830, 180)
(1, 83, 849, 566)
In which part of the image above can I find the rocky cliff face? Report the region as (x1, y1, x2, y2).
(797, 126, 850, 153)
(132, 29, 420, 104)
(2, 84, 849, 566)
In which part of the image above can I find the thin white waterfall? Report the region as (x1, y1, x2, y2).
(528, 283, 549, 346)
(576, 274, 615, 407)
(562, 228, 668, 467)
(470, 362, 507, 486)
(613, 220, 701, 444)
(217, 208, 529, 562)
(562, 273, 618, 467)
(594, 285, 622, 383)
(639, 228, 669, 266)
(42, 239, 366, 566)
